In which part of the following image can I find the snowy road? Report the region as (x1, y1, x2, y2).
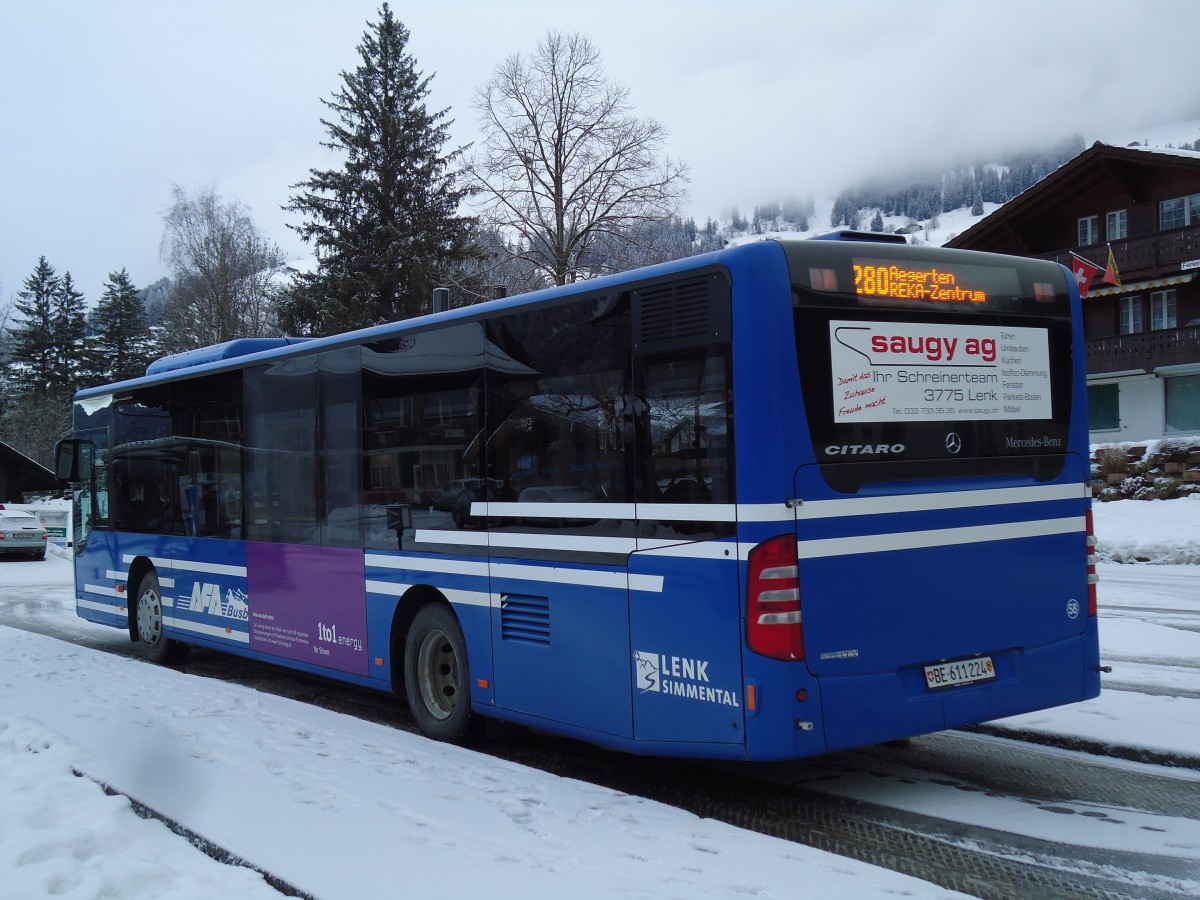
(2, 548, 1200, 898)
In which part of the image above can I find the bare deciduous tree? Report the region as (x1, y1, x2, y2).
(159, 185, 283, 352)
(470, 31, 688, 286)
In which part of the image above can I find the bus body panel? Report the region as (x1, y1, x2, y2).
(161, 537, 250, 651)
(723, 239, 1099, 757)
(628, 548, 745, 744)
(791, 476, 1092, 681)
(363, 549, 495, 695)
(738, 646, 829, 761)
(488, 555, 633, 739)
(816, 633, 1092, 752)
(726, 244, 813, 506)
(74, 529, 144, 629)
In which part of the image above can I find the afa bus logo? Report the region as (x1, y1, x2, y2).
(634, 650, 739, 708)
(181, 581, 249, 621)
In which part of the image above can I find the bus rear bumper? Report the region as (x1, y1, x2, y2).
(816, 634, 1100, 754)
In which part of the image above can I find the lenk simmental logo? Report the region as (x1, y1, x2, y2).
(634, 650, 738, 708)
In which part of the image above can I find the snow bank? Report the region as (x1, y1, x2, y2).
(1092, 494, 1200, 564)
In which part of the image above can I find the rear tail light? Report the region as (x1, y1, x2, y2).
(1086, 507, 1098, 616)
(747, 534, 804, 660)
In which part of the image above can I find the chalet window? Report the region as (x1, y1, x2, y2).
(1161, 198, 1185, 230)
(1119, 296, 1143, 334)
(1106, 210, 1127, 241)
(1150, 289, 1177, 331)
(1077, 215, 1099, 246)
(1087, 383, 1119, 431)
(1160, 193, 1200, 230)
(1166, 374, 1200, 433)
(369, 456, 394, 489)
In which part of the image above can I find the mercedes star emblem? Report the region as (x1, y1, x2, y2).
(945, 432, 963, 454)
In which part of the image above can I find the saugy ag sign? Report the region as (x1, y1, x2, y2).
(829, 320, 1052, 424)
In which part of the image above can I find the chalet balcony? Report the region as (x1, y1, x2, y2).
(1086, 324, 1200, 375)
(1036, 225, 1200, 278)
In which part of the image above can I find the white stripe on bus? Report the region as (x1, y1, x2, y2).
(365, 554, 664, 593)
(79, 597, 120, 613)
(163, 616, 250, 643)
(785, 483, 1087, 520)
(476, 501, 738, 522)
(793, 516, 1085, 560)
(364, 582, 492, 608)
(415, 529, 639, 555)
(105, 570, 172, 589)
(83, 584, 122, 599)
(121, 554, 247, 578)
(367, 555, 489, 577)
(472, 483, 1084, 525)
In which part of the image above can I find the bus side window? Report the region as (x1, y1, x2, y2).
(635, 348, 734, 507)
(485, 295, 633, 508)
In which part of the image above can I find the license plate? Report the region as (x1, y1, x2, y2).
(924, 655, 995, 690)
(13, 533, 36, 540)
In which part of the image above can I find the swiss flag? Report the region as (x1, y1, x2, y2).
(1070, 255, 1100, 298)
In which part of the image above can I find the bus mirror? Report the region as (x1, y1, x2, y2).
(53, 439, 93, 482)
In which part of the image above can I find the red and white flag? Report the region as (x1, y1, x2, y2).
(1070, 254, 1100, 298)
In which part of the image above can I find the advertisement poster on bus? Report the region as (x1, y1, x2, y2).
(829, 320, 1052, 424)
(246, 544, 369, 676)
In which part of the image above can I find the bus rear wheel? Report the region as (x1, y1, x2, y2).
(134, 571, 188, 664)
(404, 603, 473, 742)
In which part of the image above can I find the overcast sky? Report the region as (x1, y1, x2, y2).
(2, 0, 1199, 309)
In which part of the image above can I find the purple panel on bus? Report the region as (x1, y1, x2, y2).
(246, 543, 369, 677)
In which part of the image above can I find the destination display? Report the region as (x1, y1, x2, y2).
(829, 320, 1052, 423)
(851, 257, 1021, 305)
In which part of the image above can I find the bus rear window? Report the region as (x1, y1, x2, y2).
(783, 241, 1074, 493)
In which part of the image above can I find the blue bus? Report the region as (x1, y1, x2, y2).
(55, 235, 1100, 761)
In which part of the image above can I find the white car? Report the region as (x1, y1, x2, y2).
(0, 510, 48, 560)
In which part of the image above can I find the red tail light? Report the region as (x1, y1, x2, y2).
(747, 534, 804, 660)
(1086, 507, 1098, 616)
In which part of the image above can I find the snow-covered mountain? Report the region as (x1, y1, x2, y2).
(716, 118, 1200, 250)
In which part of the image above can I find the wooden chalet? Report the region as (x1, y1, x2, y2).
(947, 142, 1200, 440)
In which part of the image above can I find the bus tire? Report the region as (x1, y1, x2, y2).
(134, 571, 188, 664)
(404, 603, 473, 742)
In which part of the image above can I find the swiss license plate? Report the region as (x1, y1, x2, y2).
(924, 655, 995, 690)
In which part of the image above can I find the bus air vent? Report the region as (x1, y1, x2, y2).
(500, 593, 551, 645)
(633, 273, 730, 354)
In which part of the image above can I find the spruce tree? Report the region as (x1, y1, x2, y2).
(282, 3, 472, 335)
(971, 187, 985, 216)
(10, 257, 60, 395)
(53, 271, 90, 392)
(91, 269, 153, 383)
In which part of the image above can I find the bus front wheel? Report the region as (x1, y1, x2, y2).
(404, 603, 473, 742)
(134, 571, 188, 664)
